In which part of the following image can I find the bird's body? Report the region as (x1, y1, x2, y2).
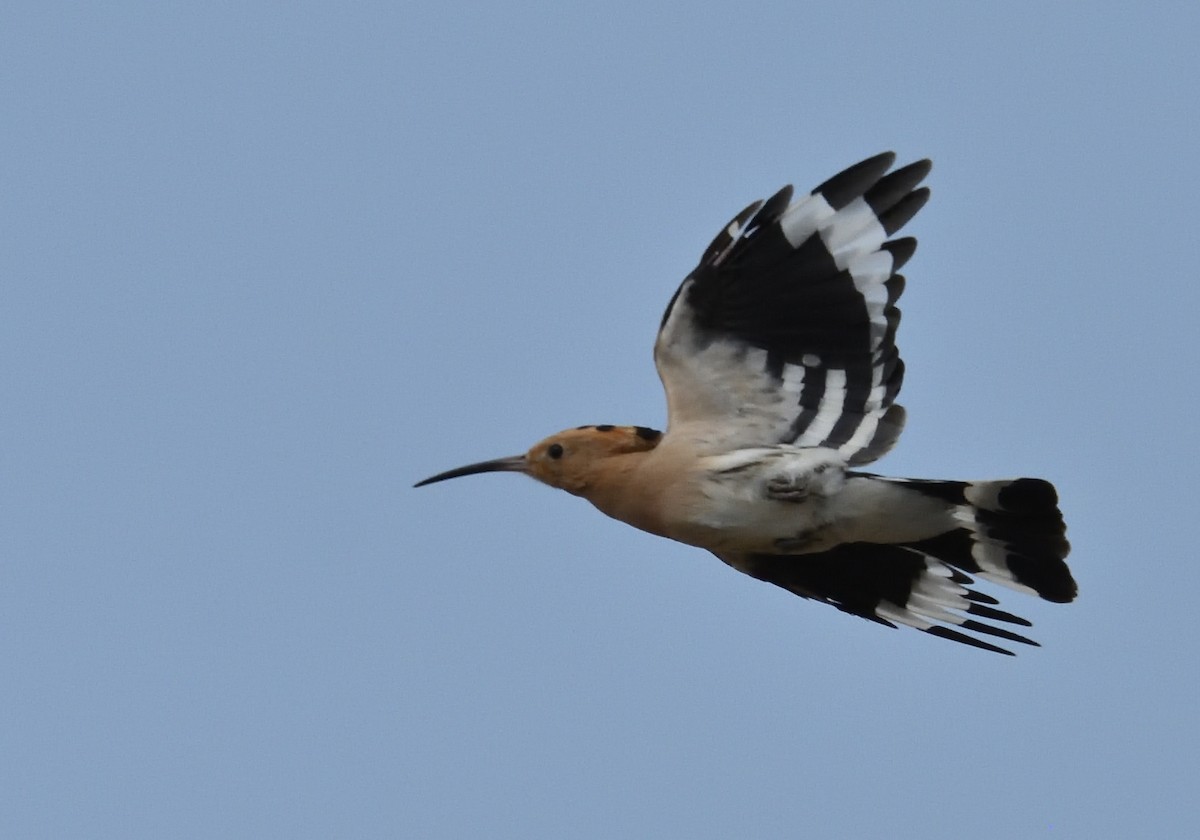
(584, 440, 848, 553)
(417, 153, 1076, 655)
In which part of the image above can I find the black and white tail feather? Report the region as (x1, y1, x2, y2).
(657, 153, 1075, 654)
(723, 476, 1073, 655)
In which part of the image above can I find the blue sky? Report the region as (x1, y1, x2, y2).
(3, 2, 1198, 837)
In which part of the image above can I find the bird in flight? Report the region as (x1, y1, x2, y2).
(416, 152, 1075, 655)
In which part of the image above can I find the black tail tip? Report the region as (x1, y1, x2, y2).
(998, 478, 1059, 512)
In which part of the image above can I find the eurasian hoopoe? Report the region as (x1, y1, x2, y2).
(416, 152, 1075, 655)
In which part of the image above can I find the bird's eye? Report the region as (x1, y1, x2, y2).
(547, 443, 564, 459)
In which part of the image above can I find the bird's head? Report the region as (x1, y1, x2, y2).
(414, 424, 663, 495)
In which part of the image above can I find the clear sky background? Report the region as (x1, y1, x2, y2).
(3, 2, 1198, 837)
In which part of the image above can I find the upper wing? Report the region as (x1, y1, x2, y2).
(655, 152, 930, 463)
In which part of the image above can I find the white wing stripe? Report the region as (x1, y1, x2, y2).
(978, 572, 1039, 598)
(847, 250, 895, 348)
(655, 155, 931, 463)
(836, 414, 881, 458)
(793, 368, 845, 445)
(905, 592, 963, 624)
(820, 197, 888, 268)
(876, 601, 933, 630)
(779, 193, 835, 247)
(780, 362, 806, 395)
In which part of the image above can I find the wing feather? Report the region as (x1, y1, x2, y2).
(715, 476, 1073, 655)
(656, 153, 930, 463)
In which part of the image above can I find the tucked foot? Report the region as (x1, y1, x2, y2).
(767, 476, 810, 502)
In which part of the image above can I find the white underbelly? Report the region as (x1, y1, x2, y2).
(668, 480, 840, 553)
(661, 469, 954, 555)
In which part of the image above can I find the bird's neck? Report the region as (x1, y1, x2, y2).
(573, 450, 670, 539)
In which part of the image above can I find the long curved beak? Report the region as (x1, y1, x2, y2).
(413, 455, 527, 488)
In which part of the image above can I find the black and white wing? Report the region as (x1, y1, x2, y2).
(655, 152, 929, 463)
(719, 477, 1076, 655)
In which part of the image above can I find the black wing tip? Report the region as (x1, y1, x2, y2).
(698, 198, 765, 266)
(858, 150, 898, 174)
(815, 153, 933, 214)
(847, 150, 898, 174)
(960, 620, 1040, 648)
(879, 187, 931, 235)
(864, 161, 933, 215)
(754, 185, 795, 226)
(966, 601, 1034, 627)
(891, 158, 933, 184)
(962, 588, 1000, 605)
(880, 238, 917, 271)
(925, 625, 1016, 656)
(814, 151, 898, 209)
